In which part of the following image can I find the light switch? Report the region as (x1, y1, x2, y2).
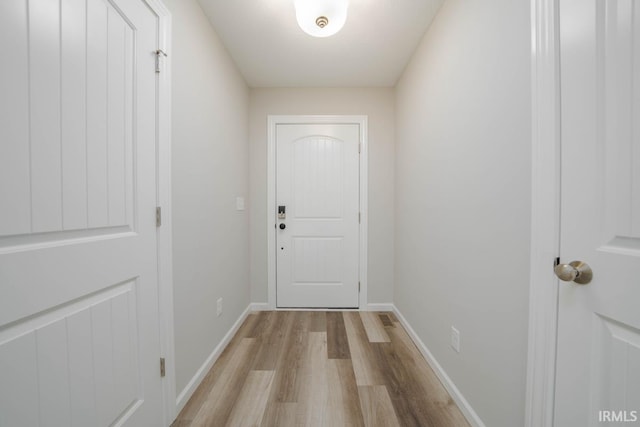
(236, 197, 245, 211)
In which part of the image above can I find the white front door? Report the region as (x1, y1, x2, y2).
(0, 0, 163, 425)
(555, 0, 640, 425)
(276, 123, 360, 308)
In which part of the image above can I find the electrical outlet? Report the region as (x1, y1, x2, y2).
(451, 326, 460, 353)
(217, 298, 223, 317)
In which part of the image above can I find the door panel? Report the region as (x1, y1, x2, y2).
(555, 0, 640, 424)
(293, 136, 344, 218)
(0, 0, 162, 425)
(61, 0, 89, 230)
(592, 316, 640, 416)
(276, 124, 360, 308)
(293, 237, 343, 283)
(87, 0, 110, 228)
(0, 0, 30, 235)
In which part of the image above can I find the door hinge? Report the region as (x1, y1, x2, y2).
(155, 49, 167, 73)
(358, 142, 361, 154)
(156, 206, 162, 227)
(160, 357, 166, 377)
(358, 281, 361, 293)
(359, 212, 361, 224)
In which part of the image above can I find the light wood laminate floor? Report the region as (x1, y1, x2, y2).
(172, 311, 470, 427)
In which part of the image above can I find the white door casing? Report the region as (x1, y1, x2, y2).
(525, 0, 562, 425)
(276, 124, 360, 308)
(146, 0, 176, 423)
(553, 0, 640, 425)
(267, 116, 368, 310)
(0, 0, 165, 425)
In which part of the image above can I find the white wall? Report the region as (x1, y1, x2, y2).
(394, 1, 531, 426)
(163, 0, 250, 396)
(249, 88, 395, 306)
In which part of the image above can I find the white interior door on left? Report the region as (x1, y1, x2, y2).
(0, 0, 164, 425)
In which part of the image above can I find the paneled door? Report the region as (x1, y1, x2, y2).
(554, 0, 640, 425)
(0, 0, 164, 425)
(276, 123, 360, 308)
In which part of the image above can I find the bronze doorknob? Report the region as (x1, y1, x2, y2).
(554, 261, 592, 285)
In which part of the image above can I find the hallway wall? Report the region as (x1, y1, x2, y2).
(394, 0, 531, 426)
(164, 0, 250, 397)
(249, 88, 395, 306)
(166, 1, 531, 423)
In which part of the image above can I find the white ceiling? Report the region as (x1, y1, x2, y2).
(197, 0, 444, 88)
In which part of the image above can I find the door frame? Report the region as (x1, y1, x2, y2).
(267, 115, 369, 310)
(525, 0, 561, 426)
(142, 0, 175, 425)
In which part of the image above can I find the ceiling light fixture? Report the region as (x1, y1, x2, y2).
(294, 0, 349, 38)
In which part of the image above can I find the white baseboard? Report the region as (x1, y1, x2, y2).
(175, 304, 251, 414)
(250, 302, 270, 311)
(249, 303, 394, 311)
(365, 303, 395, 311)
(392, 305, 486, 427)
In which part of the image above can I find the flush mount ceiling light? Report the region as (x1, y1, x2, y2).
(294, 0, 349, 38)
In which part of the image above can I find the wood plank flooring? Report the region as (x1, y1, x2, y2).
(172, 311, 469, 427)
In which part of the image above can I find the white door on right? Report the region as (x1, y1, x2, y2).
(276, 123, 360, 308)
(555, 0, 640, 425)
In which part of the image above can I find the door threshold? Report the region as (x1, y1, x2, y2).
(273, 307, 360, 311)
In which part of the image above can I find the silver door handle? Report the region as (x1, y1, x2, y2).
(554, 260, 592, 285)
